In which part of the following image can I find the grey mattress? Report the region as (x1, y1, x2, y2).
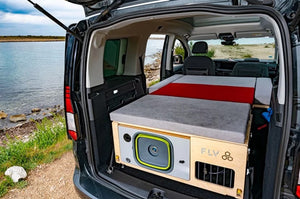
(148, 74, 183, 93)
(149, 75, 272, 105)
(110, 95, 250, 144)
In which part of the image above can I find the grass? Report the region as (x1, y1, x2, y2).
(242, 53, 253, 58)
(0, 114, 72, 197)
(206, 49, 215, 58)
(0, 36, 65, 42)
(148, 79, 160, 87)
(174, 44, 186, 59)
(175, 45, 216, 58)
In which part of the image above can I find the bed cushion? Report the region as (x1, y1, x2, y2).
(148, 74, 183, 93)
(173, 75, 256, 87)
(110, 95, 250, 144)
(151, 76, 256, 104)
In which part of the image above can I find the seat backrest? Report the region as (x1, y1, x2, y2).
(183, 41, 214, 75)
(232, 62, 269, 77)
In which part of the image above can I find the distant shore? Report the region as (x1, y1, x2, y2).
(0, 36, 65, 42)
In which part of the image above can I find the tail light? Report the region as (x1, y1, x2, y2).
(65, 86, 78, 141)
(297, 166, 300, 199)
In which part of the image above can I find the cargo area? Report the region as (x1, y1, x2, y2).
(83, 9, 286, 199)
(110, 74, 272, 198)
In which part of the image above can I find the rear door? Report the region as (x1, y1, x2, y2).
(65, 0, 299, 198)
(64, 24, 84, 141)
(66, 0, 285, 17)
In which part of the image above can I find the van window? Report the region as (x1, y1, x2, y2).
(190, 37, 275, 60)
(144, 34, 165, 87)
(173, 39, 186, 61)
(103, 39, 127, 78)
(173, 39, 186, 73)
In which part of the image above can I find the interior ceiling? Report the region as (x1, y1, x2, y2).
(100, 12, 274, 41)
(175, 15, 273, 40)
(179, 16, 261, 27)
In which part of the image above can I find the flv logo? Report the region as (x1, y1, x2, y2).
(222, 151, 233, 161)
(200, 148, 233, 161)
(200, 148, 219, 157)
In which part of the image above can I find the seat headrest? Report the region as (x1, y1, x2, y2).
(244, 58, 260, 62)
(192, 41, 208, 54)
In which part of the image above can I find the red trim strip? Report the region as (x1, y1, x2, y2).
(257, 124, 268, 131)
(151, 83, 254, 104)
(65, 86, 74, 113)
(68, 130, 77, 141)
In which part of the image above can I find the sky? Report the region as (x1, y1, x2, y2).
(0, 0, 85, 36)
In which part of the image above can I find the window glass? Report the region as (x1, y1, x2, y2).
(173, 39, 186, 73)
(103, 39, 127, 78)
(173, 39, 186, 61)
(144, 34, 165, 87)
(189, 37, 275, 60)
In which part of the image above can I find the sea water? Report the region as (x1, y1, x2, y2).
(0, 42, 65, 116)
(0, 40, 162, 128)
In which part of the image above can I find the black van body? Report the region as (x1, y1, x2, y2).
(60, 0, 300, 198)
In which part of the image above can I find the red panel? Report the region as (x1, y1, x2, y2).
(151, 83, 254, 104)
(65, 86, 74, 113)
(68, 130, 78, 141)
(297, 185, 300, 198)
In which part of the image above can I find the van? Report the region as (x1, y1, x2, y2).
(33, 0, 300, 198)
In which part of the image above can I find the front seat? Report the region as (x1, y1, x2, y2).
(183, 41, 214, 75)
(232, 62, 269, 77)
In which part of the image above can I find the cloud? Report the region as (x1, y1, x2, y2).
(0, 11, 51, 25)
(0, 0, 86, 35)
(0, 0, 84, 25)
(1, 0, 83, 13)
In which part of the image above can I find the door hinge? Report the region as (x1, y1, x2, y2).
(92, 0, 124, 24)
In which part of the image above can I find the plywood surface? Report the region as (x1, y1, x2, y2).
(112, 122, 250, 198)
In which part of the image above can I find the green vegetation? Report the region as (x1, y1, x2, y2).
(175, 44, 215, 58)
(0, 36, 65, 42)
(0, 115, 72, 197)
(206, 49, 215, 58)
(193, 48, 215, 58)
(148, 79, 160, 87)
(174, 44, 185, 59)
(242, 53, 253, 58)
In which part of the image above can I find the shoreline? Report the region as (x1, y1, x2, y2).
(0, 107, 64, 146)
(0, 105, 64, 131)
(0, 39, 65, 43)
(0, 36, 65, 43)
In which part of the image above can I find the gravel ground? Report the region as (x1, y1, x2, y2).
(3, 151, 81, 199)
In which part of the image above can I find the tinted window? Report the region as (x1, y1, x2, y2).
(103, 39, 127, 78)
